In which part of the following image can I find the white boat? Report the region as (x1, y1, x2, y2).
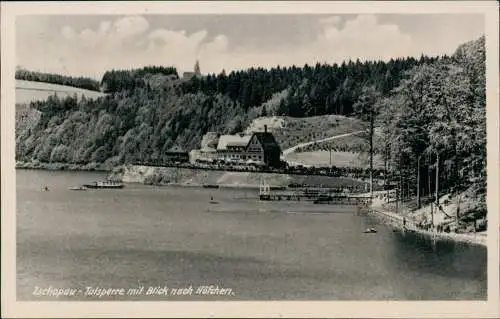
(83, 181, 124, 189)
(69, 186, 87, 191)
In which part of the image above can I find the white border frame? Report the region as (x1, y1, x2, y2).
(2, 1, 499, 318)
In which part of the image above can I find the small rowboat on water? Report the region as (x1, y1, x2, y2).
(209, 196, 219, 204)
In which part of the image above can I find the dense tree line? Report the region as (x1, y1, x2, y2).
(180, 56, 438, 117)
(15, 68, 101, 91)
(376, 36, 486, 219)
(100, 66, 179, 93)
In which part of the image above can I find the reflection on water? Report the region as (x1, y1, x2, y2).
(16, 169, 487, 300)
(391, 230, 487, 278)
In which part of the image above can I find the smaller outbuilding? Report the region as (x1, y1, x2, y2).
(166, 146, 189, 163)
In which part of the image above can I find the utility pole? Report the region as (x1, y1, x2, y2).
(329, 148, 332, 167)
(430, 201, 434, 230)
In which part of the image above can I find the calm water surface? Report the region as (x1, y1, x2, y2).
(16, 169, 487, 300)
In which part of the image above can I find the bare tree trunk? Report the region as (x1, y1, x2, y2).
(428, 165, 431, 197)
(384, 146, 387, 200)
(406, 180, 409, 201)
(395, 185, 399, 214)
(417, 156, 421, 209)
(430, 201, 434, 229)
(400, 169, 404, 202)
(385, 145, 390, 202)
(369, 109, 374, 200)
(435, 153, 440, 205)
(399, 156, 403, 212)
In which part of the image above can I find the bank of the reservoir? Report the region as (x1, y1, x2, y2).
(369, 198, 487, 247)
(16, 160, 112, 172)
(108, 164, 371, 189)
(15, 161, 374, 189)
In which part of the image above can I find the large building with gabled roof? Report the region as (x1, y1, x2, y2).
(215, 125, 282, 167)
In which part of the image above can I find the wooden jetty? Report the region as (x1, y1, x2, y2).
(258, 181, 371, 205)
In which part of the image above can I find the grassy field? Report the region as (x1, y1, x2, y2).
(246, 115, 366, 150)
(286, 151, 385, 169)
(16, 80, 105, 104)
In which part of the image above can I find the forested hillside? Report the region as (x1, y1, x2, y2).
(15, 55, 437, 165)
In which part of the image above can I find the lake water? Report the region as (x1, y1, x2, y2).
(16, 169, 487, 300)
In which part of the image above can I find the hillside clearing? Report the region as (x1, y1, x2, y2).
(245, 115, 366, 150)
(16, 80, 105, 104)
(293, 130, 386, 154)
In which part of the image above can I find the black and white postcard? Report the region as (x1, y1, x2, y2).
(1, 1, 499, 318)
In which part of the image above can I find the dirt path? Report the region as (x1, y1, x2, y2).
(281, 130, 365, 167)
(282, 130, 364, 156)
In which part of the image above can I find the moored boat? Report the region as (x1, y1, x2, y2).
(69, 185, 88, 191)
(83, 181, 124, 189)
(203, 184, 219, 189)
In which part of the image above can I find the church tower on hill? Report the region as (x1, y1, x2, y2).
(182, 60, 202, 80)
(194, 60, 201, 76)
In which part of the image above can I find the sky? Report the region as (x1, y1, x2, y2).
(16, 14, 484, 80)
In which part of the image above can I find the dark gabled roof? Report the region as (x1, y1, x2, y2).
(252, 132, 281, 153)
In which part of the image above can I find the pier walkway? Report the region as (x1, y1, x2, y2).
(258, 181, 371, 205)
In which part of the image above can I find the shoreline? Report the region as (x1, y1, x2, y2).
(145, 182, 262, 190)
(15, 162, 284, 190)
(368, 200, 487, 247)
(16, 161, 112, 172)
